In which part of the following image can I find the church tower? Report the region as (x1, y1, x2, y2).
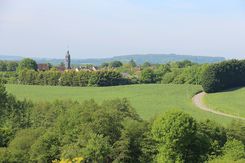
(65, 50, 71, 69)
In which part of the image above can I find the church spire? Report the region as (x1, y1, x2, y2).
(65, 50, 71, 69)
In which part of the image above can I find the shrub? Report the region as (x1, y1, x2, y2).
(151, 110, 208, 162)
(222, 139, 245, 161)
(18, 58, 37, 71)
(201, 60, 245, 93)
(140, 68, 156, 83)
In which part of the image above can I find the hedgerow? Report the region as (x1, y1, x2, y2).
(201, 60, 245, 93)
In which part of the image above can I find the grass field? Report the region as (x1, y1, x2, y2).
(6, 84, 235, 125)
(204, 87, 245, 118)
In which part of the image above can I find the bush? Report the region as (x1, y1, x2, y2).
(88, 70, 127, 86)
(0, 148, 10, 162)
(140, 68, 156, 83)
(0, 61, 18, 72)
(151, 110, 208, 162)
(18, 69, 38, 85)
(7, 128, 44, 162)
(0, 72, 18, 84)
(201, 60, 245, 93)
(109, 61, 123, 68)
(222, 139, 245, 161)
(18, 58, 37, 71)
(0, 84, 32, 147)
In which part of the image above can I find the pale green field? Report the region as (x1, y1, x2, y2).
(6, 84, 234, 125)
(204, 87, 245, 118)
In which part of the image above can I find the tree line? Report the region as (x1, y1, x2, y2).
(202, 60, 245, 93)
(0, 58, 210, 87)
(17, 69, 129, 87)
(0, 61, 18, 72)
(0, 83, 244, 162)
(2, 58, 245, 91)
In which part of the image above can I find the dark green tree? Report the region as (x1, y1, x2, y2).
(100, 62, 109, 68)
(18, 58, 38, 71)
(128, 59, 137, 68)
(140, 68, 156, 83)
(152, 110, 208, 163)
(7, 128, 44, 162)
(221, 139, 245, 161)
(109, 61, 123, 68)
(30, 131, 60, 162)
(82, 133, 111, 162)
(202, 60, 245, 93)
(0, 84, 31, 147)
(142, 62, 151, 68)
(7, 61, 19, 71)
(0, 61, 7, 71)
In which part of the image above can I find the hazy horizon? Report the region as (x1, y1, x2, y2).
(1, 0, 245, 59)
(0, 53, 226, 60)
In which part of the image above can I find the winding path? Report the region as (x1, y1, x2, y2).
(192, 92, 245, 121)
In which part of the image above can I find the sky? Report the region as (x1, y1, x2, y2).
(0, 0, 245, 59)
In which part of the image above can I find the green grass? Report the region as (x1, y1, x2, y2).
(204, 87, 245, 118)
(6, 84, 234, 125)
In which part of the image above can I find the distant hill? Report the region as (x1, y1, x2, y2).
(0, 54, 225, 65)
(111, 54, 225, 64)
(0, 55, 23, 61)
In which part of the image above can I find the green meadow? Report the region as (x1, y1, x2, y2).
(204, 87, 245, 118)
(6, 84, 234, 125)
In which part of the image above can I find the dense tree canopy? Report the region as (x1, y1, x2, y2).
(152, 111, 206, 162)
(18, 58, 38, 71)
(140, 68, 156, 84)
(0, 84, 31, 148)
(202, 60, 245, 93)
(109, 61, 123, 68)
(0, 61, 18, 72)
(17, 70, 129, 87)
(128, 59, 137, 68)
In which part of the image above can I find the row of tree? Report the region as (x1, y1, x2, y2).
(0, 58, 211, 87)
(0, 83, 244, 162)
(4, 58, 245, 91)
(0, 63, 210, 87)
(0, 61, 19, 72)
(202, 60, 245, 93)
(139, 63, 208, 85)
(18, 69, 129, 87)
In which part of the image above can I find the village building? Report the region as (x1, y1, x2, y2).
(56, 66, 66, 72)
(37, 51, 98, 72)
(37, 64, 50, 71)
(76, 65, 98, 72)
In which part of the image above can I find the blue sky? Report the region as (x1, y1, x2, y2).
(0, 0, 244, 59)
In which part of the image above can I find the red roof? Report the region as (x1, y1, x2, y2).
(37, 64, 49, 71)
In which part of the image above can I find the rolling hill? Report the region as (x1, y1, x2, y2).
(6, 84, 233, 125)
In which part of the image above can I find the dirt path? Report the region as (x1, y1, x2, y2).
(192, 92, 245, 121)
